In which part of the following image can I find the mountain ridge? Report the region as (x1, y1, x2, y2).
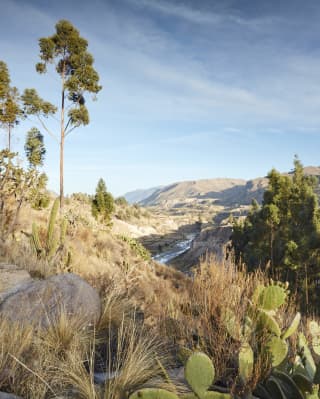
(124, 166, 320, 209)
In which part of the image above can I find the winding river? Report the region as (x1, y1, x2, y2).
(152, 233, 196, 264)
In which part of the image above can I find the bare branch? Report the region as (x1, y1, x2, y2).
(65, 124, 77, 138)
(36, 115, 59, 143)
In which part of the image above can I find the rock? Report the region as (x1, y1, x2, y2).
(0, 273, 101, 328)
(0, 264, 33, 302)
(0, 392, 23, 399)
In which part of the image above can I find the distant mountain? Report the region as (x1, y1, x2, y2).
(140, 178, 249, 207)
(124, 166, 320, 209)
(124, 186, 162, 204)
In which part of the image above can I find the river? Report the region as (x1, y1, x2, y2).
(152, 233, 196, 264)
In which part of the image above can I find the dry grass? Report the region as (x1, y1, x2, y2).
(0, 296, 172, 399)
(0, 197, 303, 398)
(0, 318, 33, 390)
(102, 318, 170, 399)
(58, 316, 171, 399)
(0, 239, 53, 278)
(154, 257, 270, 391)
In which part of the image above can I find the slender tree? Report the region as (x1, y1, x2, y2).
(0, 61, 21, 150)
(22, 20, 101, 209)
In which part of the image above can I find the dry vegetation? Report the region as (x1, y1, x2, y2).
(0, 194, 312, 398)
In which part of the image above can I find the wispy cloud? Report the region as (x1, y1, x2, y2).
(126, 0, 283, 30)
(2, 0, 320, 194)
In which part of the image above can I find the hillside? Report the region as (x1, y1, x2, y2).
(125, 177, 267, 208)
(125, 166, 320, 209)
(124, 186, 162, 204)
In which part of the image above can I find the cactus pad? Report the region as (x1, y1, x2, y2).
(129, 389, 179, 399)
(306, 386, 319, 399)
(239, 343, 254, 382)
(282, 312, 301, 340)
(298, 333, 316, 380)
(266, 336, 288, 367)
(223, 309, 240, 340)
(255, 284, 287, 311)
(185, 352, 215, 397)
(257, 309, 281, 337)
(309, 320, 320, 356)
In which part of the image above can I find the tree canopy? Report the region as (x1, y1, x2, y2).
(0, 61, 21, 150)
(24, 127, 46, 168)
(231, 157, 320, 312)
(92, 178, 114, 223)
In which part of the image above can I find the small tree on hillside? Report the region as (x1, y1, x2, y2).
(0, 61, 21, 150)
(24, 128, 49, 209)
(22, 20, 102, 210)
(25, 127, 46, 168)
(92, 178, 114, 223)
(0, 150, 50, 239)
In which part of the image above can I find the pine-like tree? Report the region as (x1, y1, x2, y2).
(92, 178, 114, 223)
(231, 157, 320, 312)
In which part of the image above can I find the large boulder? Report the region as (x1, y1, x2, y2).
(0, 264, 33, 302)
(0, 273, 101, 328)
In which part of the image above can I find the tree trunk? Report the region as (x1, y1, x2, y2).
(8, 124, 11, 151)
(269, 226, 274, 275)
(305, 263, 309, 315)
(60, 78, 65, 210)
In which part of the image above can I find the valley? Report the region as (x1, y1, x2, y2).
(124, 167, 320, 270)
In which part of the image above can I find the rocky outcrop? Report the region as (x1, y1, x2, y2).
(0, 273, 101, 328)
(171, 226, 233, 271)
(190, 226, 233, 261)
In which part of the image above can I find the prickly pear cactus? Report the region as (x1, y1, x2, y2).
(184, 352, 232, 399)
(253, 282, 288, 311)
(129, 353, 232, 399)
(185, 352, 215, 397)
(239, 343, 254, 383)
(282, 312, 301, 340)
(309, 321, 320, 356)
(266, 336, 288, 367)
(256, 309, 281, 337)
(298, 333, 316, 380)
(306, 385, 319, 399)
(129, 389, 179, 399)
(223, 308, 240, 340)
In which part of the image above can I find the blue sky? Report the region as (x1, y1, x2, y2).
(1, 0, 320, 196)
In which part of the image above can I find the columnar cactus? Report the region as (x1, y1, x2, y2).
(30, 197, 68, 263)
